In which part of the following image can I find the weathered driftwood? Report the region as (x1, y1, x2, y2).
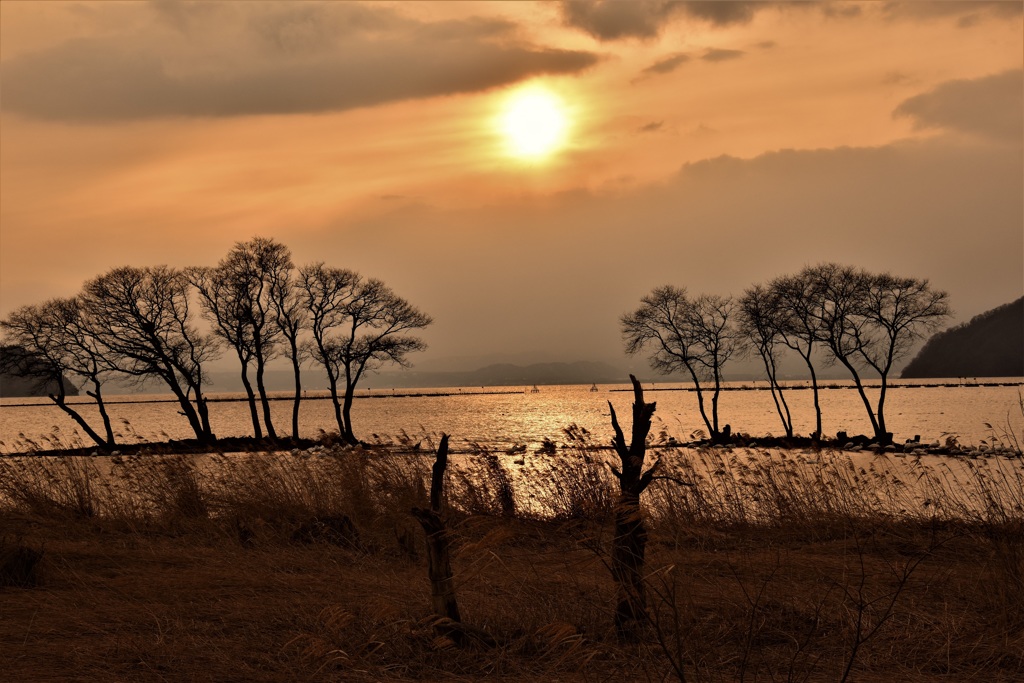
(608, 374, 660, 640)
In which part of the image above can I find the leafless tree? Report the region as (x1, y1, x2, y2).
(81, 266, 219, 444)
(770, 272, 828, 440)
(262, 239, 307, 440)
(188, 265, 263, 438)
(738, 284, 794, 438)
(1, 298, 117, 449)
(806, 264, 950, 442)
(299, 264, 431, 445)
(188, 237, 291, 440)
(622, 286, 740, 442)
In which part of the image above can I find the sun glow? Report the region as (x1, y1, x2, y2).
(499, 85, 570, 160)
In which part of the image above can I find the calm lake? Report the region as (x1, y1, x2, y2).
(1, 379, 1021, 454)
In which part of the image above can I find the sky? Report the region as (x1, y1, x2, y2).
(1, 1, 1022, 373)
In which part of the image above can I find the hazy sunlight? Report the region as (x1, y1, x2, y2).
(499, 85, 569, 160)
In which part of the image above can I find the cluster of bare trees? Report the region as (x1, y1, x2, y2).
(0, 237, 431, 450)
(623, 264, 950, 444)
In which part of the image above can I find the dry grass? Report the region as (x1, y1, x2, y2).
(1, 433, 1022, 681)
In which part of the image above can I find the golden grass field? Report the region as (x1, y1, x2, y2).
(2, 435, 1022, 682)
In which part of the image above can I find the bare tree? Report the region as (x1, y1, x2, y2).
(188, 265, 264, 439)
(265, 243, 307, 440)
(770, 272, 828, 440)
(300, 264, 431, 445)
(739, 284, 794, 438)
(81, 266, 219, 444)
(806, 264, 950, 442)
(1, 298, 117, 450)
(188, 237, 292, 441)
(622, 286, 740, 442)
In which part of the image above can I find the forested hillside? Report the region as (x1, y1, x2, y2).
(0, 346, 79, 398)
(901, 298, 1024, 378)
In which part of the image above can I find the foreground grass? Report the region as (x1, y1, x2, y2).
(2, 445, 1023, 681)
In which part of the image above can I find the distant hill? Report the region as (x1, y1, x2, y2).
(901, 297, 1024, 379)
(375, 360, 627, 389)
(0, 346, 79, 398)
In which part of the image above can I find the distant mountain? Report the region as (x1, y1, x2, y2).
(901, 297, 1024, 379)
(0, 346, 79, 398)
(370, 360, 627, 389)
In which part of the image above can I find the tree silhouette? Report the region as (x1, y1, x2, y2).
(1, 298, 117, 449)
(622, 286, 740, 441)
(300, 264, 431, 445)
(81, 266, 219, 444)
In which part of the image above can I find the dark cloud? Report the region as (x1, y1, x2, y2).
(682, 1, 760, 26)
(882, 70, 912, 85)
(641, 53, 690, 76)
(702, 48, 745, 63)
(0, 5, 597, 122)
(313, 138, 1021, 362)
(560, 1, 679, 40)
(639, 121, 665, 132)
(821, 4, 863, 20)
(560, 1, 764, 41)
(894, 70, 1023, 142)
(882, 1, 1023, 23)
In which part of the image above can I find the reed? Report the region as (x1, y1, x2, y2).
(1, 424, 1022, 681)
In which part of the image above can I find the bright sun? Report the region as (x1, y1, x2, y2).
(499, 86, 569, 160)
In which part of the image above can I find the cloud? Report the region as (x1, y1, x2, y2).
(894, 70, 1023, 142)
(702, 48, 745, 63)
(682, 1, 760, 26)
(640, 53, 690, 76)
(560, 1, 764, 41)
(306, 138, 1021, 362)
(639, 121, 664, 133)
(881, 1, 1023, 23)
(0, 4, 598, 122)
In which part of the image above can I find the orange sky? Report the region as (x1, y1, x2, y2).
(1, 1, 1021, 370)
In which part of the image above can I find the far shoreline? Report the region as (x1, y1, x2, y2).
(3, 431, 1020, 459)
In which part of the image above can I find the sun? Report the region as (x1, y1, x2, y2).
(499, 85, 570, 160)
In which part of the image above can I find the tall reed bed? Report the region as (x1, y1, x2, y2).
(2, 433, 1023, 680)
(1, 438, 1021, 534)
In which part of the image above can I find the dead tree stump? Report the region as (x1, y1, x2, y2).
(411, 434, 462, 624)
(608, 375, 660, 640)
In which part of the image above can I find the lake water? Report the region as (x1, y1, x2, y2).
(1, 379, 1021, 454)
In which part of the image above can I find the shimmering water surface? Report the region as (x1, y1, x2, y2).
(2, 379, 1021, 454)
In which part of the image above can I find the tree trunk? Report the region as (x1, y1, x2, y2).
(341, 380, 357, 445)
(411, 435, 463, 631)
(806, 358, 822, 441)
(255, 353, 277, 440)
(160, 369, 207, 442)
(688, 369, 715, 439)
(288, 340, 302, 440)
(50, 393, 111, 451)
(86, 379, 116, 447)
(761, 354, 793, 439)
(876, 374, 890, 443)
(608, 375, 659, 641)
(194, 389, 215, 444)
(612, 492, 648, 638)
(839, 357, 881, 440)
(290, 360, 302, 440)
(325, 370, 345, 437)
(239, 361, 262, 439)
